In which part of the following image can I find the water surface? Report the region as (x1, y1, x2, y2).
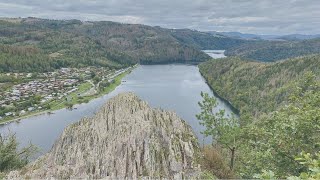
(0, 64, 235, 156)
(203, 50, 226, 58)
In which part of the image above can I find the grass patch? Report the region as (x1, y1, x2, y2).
(101, 71, 128, 94)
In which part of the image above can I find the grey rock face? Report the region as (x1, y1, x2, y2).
(8, 92, 201, 179)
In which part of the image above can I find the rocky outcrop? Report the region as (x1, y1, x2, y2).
(8, 92, 201, 179)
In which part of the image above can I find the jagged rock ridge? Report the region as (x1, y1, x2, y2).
(8, 92, 201, 179)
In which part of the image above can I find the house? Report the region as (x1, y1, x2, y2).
(5, 112, 13, 116)
(27, 107, 35, 111)
(20, 110, 26, 115)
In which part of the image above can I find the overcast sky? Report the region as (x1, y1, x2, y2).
(0, 0, 319, 35)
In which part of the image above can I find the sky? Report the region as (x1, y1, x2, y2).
(0, 0, 319, 35)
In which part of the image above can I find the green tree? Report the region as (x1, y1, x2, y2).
(289, 151, 320, 180)
(196, 92, 240, 170)
(0, 134, 37, 173)
(93, 76, 101, 84)
(64, 102, 74, 110)
(254, 151, 320, 179)
(240, 73, 320, 178)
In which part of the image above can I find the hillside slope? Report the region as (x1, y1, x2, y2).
(0, 18, 211, 72)
(225, 39, 320, 62)
(199, 55, 320, 117)
(170, 29, 249, 50)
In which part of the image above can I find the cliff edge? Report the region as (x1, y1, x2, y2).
(8, 92, 201, 179)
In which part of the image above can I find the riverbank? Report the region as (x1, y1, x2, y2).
(198, 69, 240, 116)
(0, 64, 236, 153)
(140, 60, 206, 65)
(0, 66, 136, 125)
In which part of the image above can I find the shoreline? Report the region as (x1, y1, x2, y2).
(0, 63, 238, 126)
(0, 66, 136, 125)
(198, 69, 240, 116)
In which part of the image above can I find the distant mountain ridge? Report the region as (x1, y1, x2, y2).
(225, 38, 320, 62)
(277, 34, 320, 40)
(0, 17, 259, 73)
(169, 29, 249, 50)
(1, 17, 319, 72)
(208, 31, 320, 41)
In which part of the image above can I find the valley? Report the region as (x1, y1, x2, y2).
(0, 14, 319, 179)
(0, 63, 236, 156)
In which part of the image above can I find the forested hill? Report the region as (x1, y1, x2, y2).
(0, 17, 252, 73)
(225, 38, 320, 62)
(0, 17, 215, 72)
(199, 54, 320, 117)
(169, 29, 249, 50)
(2, 17, 319, 73)
(172, 29, 320, 63)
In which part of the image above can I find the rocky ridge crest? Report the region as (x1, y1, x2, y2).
(8, 92, 201, 179)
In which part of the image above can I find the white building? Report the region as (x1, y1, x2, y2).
(5, 112, 13, 116)
(20, 110, 26, 115)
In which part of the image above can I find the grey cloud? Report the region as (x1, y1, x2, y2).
(0, 0, 319, 35)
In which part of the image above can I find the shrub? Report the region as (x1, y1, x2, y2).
(200, 146, 235, 179)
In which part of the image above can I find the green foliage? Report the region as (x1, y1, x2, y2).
(98, 81, 110, 92)
(199, 56, 320, 178)
(253, 170, 277, 179)
(0, 133, 37, 172)
(254, 151, 320, 179)
(196, 92, 239, 145)
(93, 76, 101, 84)
(199, 55, 320, 118)
(289, 152, 320, 180)
(64, 102, 74, 109)
(240, 74, 320, 177)
(196, 92, 240, 170)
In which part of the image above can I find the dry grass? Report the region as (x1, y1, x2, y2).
(200, 146, 235, 179)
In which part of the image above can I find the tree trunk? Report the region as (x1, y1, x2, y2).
(230, 147, 235, 170)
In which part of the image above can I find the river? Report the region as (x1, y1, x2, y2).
(0, 55, 235, 157)
(203, 50, 226, 58)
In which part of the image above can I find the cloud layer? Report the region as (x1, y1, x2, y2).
(0, 0, 319, 35)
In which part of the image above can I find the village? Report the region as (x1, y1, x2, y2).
(0, 66, 132, 122)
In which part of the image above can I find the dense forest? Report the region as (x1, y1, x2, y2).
(0, 44, 123, 72)
(169, 29, 249, 50)
(225, 38, 320, 62)
(1, 17, 320, 179)
(0, 17, 214, 72)
(199, 55, 320, 117)
(198, 55, 320, 178)
(1, 17, 320, 72)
